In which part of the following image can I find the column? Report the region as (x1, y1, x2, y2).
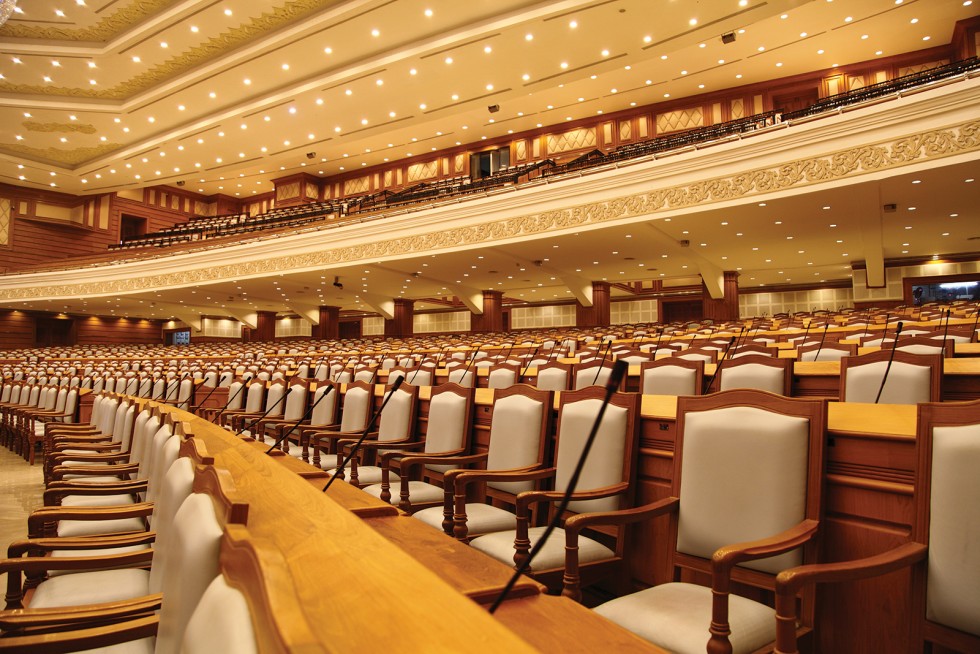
(385, 299, 415, 338)
(576, 281, 610, 328)
(315, 305, 340, 339)
(471, 290, 503, 333)
(702, 271, 740, 322)
(255, 310, 277, 342)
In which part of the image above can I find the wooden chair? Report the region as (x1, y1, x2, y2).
(0, 462, 247, 654)
(728, 343, 776, 358)
(840, 351, 942, 405)
(717, 355, 793, 396)
(487, 363, 522, 390)
(445, 362, 476, 388)
(251, 378, 311, 443)
(592, 390, 827, 654)
(774, 398, 980, 654)
(466, 386, 642, 599)
(412, 385, 552, 539)
(309, 381, 375, 468)
(334, 381, 420, 486)
(228, 379, 288, 434)
(892, 336, 955, 358)
(796, 341, 856, 362)
(615, 350, 654, 365)
(271, 381, 340, 462)
(639, 358, 704, 396)
(534, 361, 573, 391)
(573, 361, 626, 390)
(361, 383, 475, 510)
(674, 347, 720, 364)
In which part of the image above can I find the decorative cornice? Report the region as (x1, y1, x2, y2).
(0, 118, 978, 301)
(0, 142, 124, 166)
(0, 0, 337, 100)
(23, 121, 97, 134)
(0, 0, 173, 41)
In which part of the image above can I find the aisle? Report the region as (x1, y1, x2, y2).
(0, 447, 44, 587)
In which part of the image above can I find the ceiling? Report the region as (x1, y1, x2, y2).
(1, 0, 978, 322)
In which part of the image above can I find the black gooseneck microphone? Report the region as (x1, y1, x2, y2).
(725, 326, 746, 359)
(322, 376, 405, 492)
(310, 351, 331, 381)
(591, 340, 614, 386)
(812, 324, 830, 362)
(544, 339, 561, 361)
(941, 309, 952, 352)
(878, 313, 892, 347)
(451, 345, 481, 385)
(165, 372, 188, 403)
(701, 336, 736, 395)
(192, 371, 229, 415)
(331, 356, 358, 383)
(874, 321, 904, 404)
(517, 347, 539, 384)
(798, 320, 813, 350)
(265, 383, 336, 454)
(488, 360, 629, 614)
(234, 385, 293, 436)
(499, 342, 516, 364)
(209, 377, 250, 423)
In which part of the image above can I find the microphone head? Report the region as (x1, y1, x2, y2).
(895, 321, 904, 335)
(390, 375, 405, 391)
(608, 360, 628, 390)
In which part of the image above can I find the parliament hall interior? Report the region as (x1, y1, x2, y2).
(1, 0, 980, 652)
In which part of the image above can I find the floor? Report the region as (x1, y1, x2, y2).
(0, 446, 45, 586)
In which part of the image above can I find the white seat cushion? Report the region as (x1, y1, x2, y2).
(362, 481, 443, 505)
(57, 517, 145, 538)
(61, 493, 136, 508)
(346, 465, 398, 486)
(594, 582, 776, 654)
(469, 526, 614, 570)
(29, 568, 150, 609)
(48, 544, 151, 577)
(413, 502, 519, 536)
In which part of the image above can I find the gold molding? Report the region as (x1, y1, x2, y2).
(0, 0, 337, 100)
(23, 121, 98, 134)
(0, 0, 173, 41)
(1, 119, 977, 300)
(0, 142, 125, 166)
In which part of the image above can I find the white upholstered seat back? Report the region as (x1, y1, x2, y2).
(719, 363, 785, 394)
(677, 351, 714, 363)
(148, 457, 197, 594)
(154, 493, 225, 654)
(377, 389, 412, 442)
(575, 366, 613, 390)
(488, 368, 517, 389)
(310, 385, 337, 426)
(799, 347, 850, 362)
(260, 384, 283, 416)
(896, 343, 946, 356)
(642, 366, 697, 396)
(130, 413, 160, 472)
(486, 394, 545, 494)
(145, 426, 180, 505)
(844, 361, 931, 405)
(182, 575, 258, 654)
(339, 386, 370, 432)
(423, 392, 468, 472)
(447, 369, 475, 387)
(226, 381, 245, 411)
(535, 367, 569, 391)
(353, 369, 375, 384)
(555, 399, 629, 513)
(281, 384, 307, 421)
(678, 406, 810, 574)
(926, 423, 980, 636)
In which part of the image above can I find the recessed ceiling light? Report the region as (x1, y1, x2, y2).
(371, 28, 380, 37)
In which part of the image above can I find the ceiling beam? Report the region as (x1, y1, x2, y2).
(643, 222, 726, 299)
(360, 293, 395, 320)
(855, 187, 886, 288)
(448, 285, 484, 314)
(223, 309, 258, 330)
(285, 301, 320, 325)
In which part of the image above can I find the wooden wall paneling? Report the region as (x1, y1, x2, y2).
(74, 315, 164, 344)
(0, 309, 35, 348)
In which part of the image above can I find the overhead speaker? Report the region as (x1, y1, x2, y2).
(488, 104, 500, 113)
(721, 32, 736, 44)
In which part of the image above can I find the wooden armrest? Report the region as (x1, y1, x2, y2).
(44, 481, 145, 506)
(0, 613, 157, 650)
(713, 519, 821, 574)
(450, 466, 554, 493)
(0, 594, 161, 630)
(28, 503, 152, 538)
(51, 463, 137, 480)
(8, 532, 156, 558)
(50, 452, 129, 464)
(515, 482, 630, 516)
(341, 436, 412, 452)
(773, 542, 927, 654)
(2, 550, 154, 608)
(564, 497, 681, 532)
(388, 448, 467, 471)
